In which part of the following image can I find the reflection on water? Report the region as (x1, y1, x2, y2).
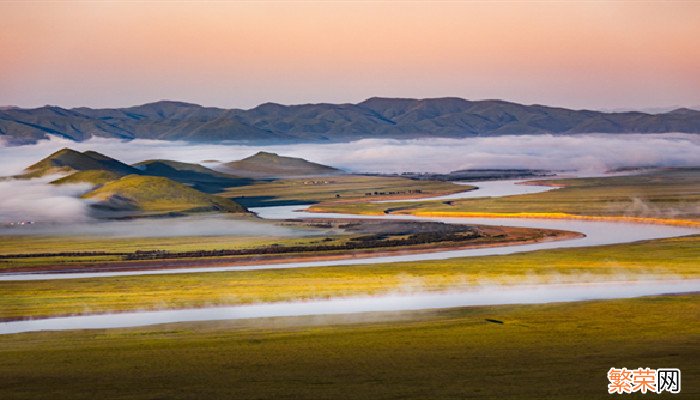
(1, 279, 697, 335)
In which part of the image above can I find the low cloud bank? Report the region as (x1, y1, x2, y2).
(0, 177, 91, 224)
(0, 176, 322, 237)
(0, 133, 697, 231)
(1, 133, 698, 176)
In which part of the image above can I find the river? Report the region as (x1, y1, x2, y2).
(1, 180, 696, 281)
(1, 279, 698, 335)
(0, 179, 697, 334)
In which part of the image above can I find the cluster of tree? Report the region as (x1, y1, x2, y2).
(363, 189, 423, 196)
(351, 231, 477, 244)
(0, 251, 122, 259)
(0, 227, 480, 262)
(122, 231, 481, 261)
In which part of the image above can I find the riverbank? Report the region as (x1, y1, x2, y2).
(0, 235, 696, 321)
(0, 225, 577, 275)
(402, 211, 700, 228)
(306, 168, 700, 228)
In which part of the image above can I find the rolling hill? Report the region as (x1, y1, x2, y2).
(22, 149, 249, 193)
(223, 152, 342, 177)
(133, 159, 251, 192)
(16, 149, 249, 216)
(2, 98, 700, 144)
(51, 169, 124, 186)
(21, 148, 139, 178)
(83, 175, 247, 214)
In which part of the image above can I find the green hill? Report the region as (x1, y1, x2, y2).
(134, 159, 250, 192)
(26, 151, 250, 194)
(51, 170, 124, 186)
(22, 148, 139, 178)
(224, 152, 342, 178)
(82, 175, 247, 214)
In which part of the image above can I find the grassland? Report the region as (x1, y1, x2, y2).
(309, 168, 700, 225)
(0, 294, 697, 399)
(1, 235, 696, 320)
(0, 221, 559, 271)
(51, 169, 124, 185)
(19, 148, 138, 178)
(223, 151, 341, 177)
(84, 175, 247, 213)
(0, 234, 310, 255)
(0, 234, 336, 270)
(2, 164, 698, 398)
(222, 174, 468, 206)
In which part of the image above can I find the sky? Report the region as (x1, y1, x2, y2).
(1, 1, 699, 110)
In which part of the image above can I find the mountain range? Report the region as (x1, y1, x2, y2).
(2, 98, 700, 144)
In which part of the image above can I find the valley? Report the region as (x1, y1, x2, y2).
(1, 143, 698, 399)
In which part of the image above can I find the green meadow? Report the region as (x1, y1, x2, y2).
(0, 234, 345, 270)
(310, 168, 700, 221)
(222, 174, 467, 204)
(2, 159, 698, 399)
(1, 235, 697, 320)
(0, 294, 697, 399)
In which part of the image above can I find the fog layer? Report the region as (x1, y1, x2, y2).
(2, 133, 699, 176)
(0, 177, 91, 224)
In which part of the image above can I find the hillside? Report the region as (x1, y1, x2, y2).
(51, 170, 124, 186)
(83, 175, 247, 214)
(134, 159, 250, 192)
(2, 98, 700, 144)
(21, 148, 139, 178)
(224, 152, 342, 177)
(24, 150, 250, 192)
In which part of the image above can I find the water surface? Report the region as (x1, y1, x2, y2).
(1, 180, 697, 281)
(375, 179, 558, 203)
(1, 279, 697, 335)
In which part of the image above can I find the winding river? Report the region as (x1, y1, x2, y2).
(0, 179, 697, 334)
(1, 179, 696, 281)
(375, 178, 558, 202)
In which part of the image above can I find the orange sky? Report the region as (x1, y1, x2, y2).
(1, 1, 699, 110)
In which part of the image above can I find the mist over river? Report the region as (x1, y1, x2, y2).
(1, 279, 697, 335)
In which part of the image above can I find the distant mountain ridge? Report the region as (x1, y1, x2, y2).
(2, 97, 700, 144)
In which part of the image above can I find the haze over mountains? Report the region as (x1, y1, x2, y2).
(2, 98, 700, 145)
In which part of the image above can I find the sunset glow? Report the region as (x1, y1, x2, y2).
(2, 1, 699, 109)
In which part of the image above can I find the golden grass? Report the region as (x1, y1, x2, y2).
(0, 295, 697, 399)
(310, 168, 700, 224)
(406, 211, 700, 227)
(222, 175, 468, 203)
(1, 235, 697, 320)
